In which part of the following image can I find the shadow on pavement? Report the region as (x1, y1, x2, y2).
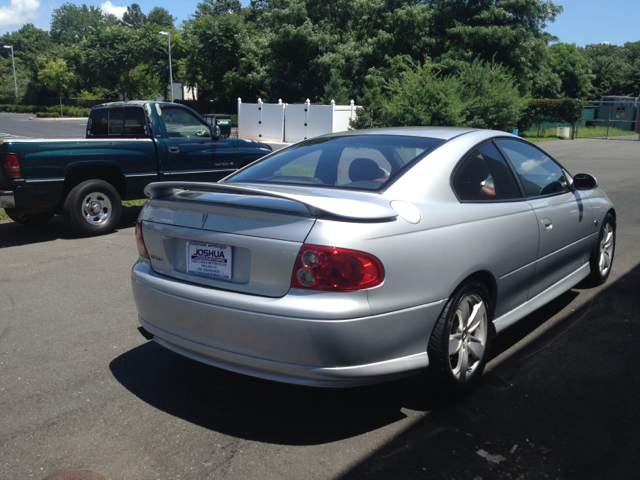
(110, 341, 428, 446)
(0, 206, 142, 248)
(109, 268, 609, 448)
(339, 264, 640, 479)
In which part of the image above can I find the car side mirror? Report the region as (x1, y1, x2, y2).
(573, 173, 598, 191)
(211, 124, 221, 140)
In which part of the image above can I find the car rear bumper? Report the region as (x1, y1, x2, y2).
(131, 259, 444, 387)
(0, 190, 15, 208)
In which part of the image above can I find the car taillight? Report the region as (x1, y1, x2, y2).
(3, 154, 21, 178)
(135, 220, 150, 259)
(291, 244, 384, 291)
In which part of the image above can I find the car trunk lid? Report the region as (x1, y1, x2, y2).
(139, 182, 398, 297)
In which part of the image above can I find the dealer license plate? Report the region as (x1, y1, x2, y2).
(187, 241, 232, 280)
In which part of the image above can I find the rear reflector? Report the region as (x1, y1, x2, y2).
(291, 244, 384, 291)
(3, 154, 21, 178)
(135, 220, 150, 259)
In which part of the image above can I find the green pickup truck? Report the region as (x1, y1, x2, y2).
(0, 101, 272, 236)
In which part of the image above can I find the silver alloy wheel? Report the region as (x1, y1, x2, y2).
(448, 293, 488, 383)
(82, 191, 112, 225)
(598, 222, 615, 277)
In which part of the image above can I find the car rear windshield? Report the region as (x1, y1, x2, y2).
(225, 135, 445, 191)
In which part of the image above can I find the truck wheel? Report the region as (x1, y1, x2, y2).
(5, 208, 54, 226)
(63, 179, 122, 237)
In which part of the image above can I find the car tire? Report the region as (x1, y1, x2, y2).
(62, 179, 122, 237)
(586, 212, 615, 286)
(427, 279, 492, 395)
(5, 208, 54, 225)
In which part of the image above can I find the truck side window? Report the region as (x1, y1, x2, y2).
(88, 109, 108, 136)
(163, 107, 211, 139)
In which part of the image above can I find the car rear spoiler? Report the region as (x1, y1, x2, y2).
(144, 181, 399, 221)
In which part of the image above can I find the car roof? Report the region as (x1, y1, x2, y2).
(324, 126, 480, 141)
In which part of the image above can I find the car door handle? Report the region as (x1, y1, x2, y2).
(168, 147, 179, 153)
(541, 217, 553, 231)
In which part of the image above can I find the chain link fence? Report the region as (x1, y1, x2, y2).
(575, 97, 640, 141)
(523, 97, 639, 141)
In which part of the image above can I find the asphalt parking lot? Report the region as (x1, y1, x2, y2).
(1, 138, 639, 480)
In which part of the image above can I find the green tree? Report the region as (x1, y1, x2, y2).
(147, 7, 176, 28)
(624, 41, 640, 97)
(38, 58, 76, 116)
(321, 70, 351, 105)
(141, 26, 186, 102)
(583, 43, 634, 98)
(426, 0, 563, 94)
(458, 57, 528, 130)
(380, 60, 466, 127)
(50, 3, 117, 45)
(0, 57, 30, 103)
(84, 25, 144, 99)
(1, 24, 55, 104)
(184, 12, 258, 107)
(253, 0, 435, 104)
(354, 56, 526, 131)
(195, 0, 242, 17)
(545, 43, 593, 98)
(122, 3, 147, 29)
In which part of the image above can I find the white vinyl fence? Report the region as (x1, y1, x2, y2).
(237, 99, 285, 143)
(237, 98, 359, 143)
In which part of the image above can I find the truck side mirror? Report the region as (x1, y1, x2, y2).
(212, 124, 221, 140)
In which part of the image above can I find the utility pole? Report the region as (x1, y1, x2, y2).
(3, 45, 18, 103)
(158, 32, 173, 102)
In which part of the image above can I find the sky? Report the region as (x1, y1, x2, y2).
(0, 0, 638, 47)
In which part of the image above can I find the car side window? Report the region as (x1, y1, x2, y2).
(496, 139, 571, 197)
(453, 142, 522, 201)
(162, 108, 211, 139)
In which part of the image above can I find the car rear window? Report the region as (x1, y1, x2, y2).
(225, 135, 445, 191)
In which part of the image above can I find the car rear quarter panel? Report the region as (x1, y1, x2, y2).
(305, 130, 540, 319)
(306, 200, 538, 318)
(306, 132, 538, 314)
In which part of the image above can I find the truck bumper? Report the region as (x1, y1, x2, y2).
(0, 190, 15, 208)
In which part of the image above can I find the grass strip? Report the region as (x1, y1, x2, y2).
(576, 126, 637, 138)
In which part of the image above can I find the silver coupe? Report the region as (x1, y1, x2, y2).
(131, 127, 616, 393)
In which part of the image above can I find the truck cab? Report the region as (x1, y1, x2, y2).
(0, 101, 272, 236)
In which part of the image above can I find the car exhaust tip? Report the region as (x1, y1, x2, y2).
(137, 326, 154, 341)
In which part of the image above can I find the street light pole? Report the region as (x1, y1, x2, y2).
(158, 32, 173, 102)
(3, 45, 18, 103)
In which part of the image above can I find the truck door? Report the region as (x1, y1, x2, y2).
(160, 106, 238, 183)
